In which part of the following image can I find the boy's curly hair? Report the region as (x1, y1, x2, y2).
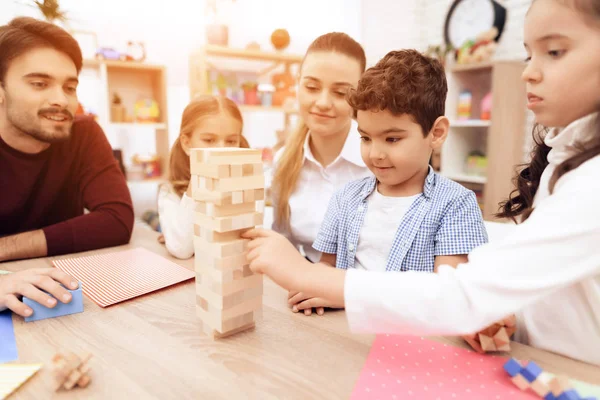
(347, 49, 448, 136)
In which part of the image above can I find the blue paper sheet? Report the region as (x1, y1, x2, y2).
(0, 310, 18, 363)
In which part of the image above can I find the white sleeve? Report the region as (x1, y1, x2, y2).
(345, 160, 600, 336)
(157, 186, 195, 259)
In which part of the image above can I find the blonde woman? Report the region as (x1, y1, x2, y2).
(273, 33, 371, 314)
(158, 95, 249, 259)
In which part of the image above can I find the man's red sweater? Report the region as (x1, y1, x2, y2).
(0, 116, 134, 256)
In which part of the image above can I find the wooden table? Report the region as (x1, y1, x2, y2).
(3, 224, 599, 399)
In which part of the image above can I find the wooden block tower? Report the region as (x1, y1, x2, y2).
(190, 148, 265, 339)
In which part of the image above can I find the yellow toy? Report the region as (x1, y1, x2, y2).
(134, 99, 160, 123)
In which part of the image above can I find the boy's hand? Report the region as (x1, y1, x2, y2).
(288, 290, 325, 316)
(244, 228, 309, 277)
(0, 268, 79, 317)
(295, 297, 341, 314)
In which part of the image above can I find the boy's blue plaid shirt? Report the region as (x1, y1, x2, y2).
(313, 167, 489, 272)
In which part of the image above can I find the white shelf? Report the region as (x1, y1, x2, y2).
(450, 120, 491, 128)
(443, 173, 487, 185)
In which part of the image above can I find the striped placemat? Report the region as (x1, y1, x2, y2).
(53, 247, 194, 307)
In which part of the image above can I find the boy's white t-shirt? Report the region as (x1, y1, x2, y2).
(354, 190, 420, 272)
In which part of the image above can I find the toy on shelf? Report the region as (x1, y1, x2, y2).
(424, 43, 454, 67)
(457, 90, 472, 120)
(456, 27, 499, 65)
(272, 71, 295, 107)
(133, 99, 160, 123)
(481, 92, 493, 120)
(51, 352, 92, 391)
(95, 47, 125, 61)
(125, 41, 146, 62)
(110, 93, 126, 123)
(190, 148, 265, 339)
(258, 84, 274, 107)
(271, 28, 290, 51)
(504, 358, 596, 400)
(241, 82, 260, 105)
(131, 154, 161, 179)
(245, 41, 260, 51)
(23, 282, 84, 322)
(466, 151, 488, 177)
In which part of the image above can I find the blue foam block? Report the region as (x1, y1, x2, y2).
(23, 282, 84, 322)
(522, 361, 543, 382)
(558, 390, 581, 400)
(545, 393, 558, 400)
(503, 358, 523, 377)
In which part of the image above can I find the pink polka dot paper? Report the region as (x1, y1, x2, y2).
(350, 335, 536, 400)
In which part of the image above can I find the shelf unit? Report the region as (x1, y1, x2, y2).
(441, 61, 527, 220)
(189, 45, 302, 132)
(80, 60, 170, 184)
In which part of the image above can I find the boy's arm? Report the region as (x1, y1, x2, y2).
(434, 254, 468, 272)
(434, 191, 488, 261)
(320, 252, 337, 267)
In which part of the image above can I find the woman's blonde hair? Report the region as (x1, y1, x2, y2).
(168, 95, 248, 197)
(273, 32, 366, 230)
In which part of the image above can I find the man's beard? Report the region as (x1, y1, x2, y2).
(6, 102, 74, 144)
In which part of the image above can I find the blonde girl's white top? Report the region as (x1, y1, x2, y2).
(273, 120, 371, 262)
(344, 113, 600, 366)
(157, 183, 196, 259)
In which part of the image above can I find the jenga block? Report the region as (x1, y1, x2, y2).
(214, 175, 264, 192)
(193, 236, 248, 258)
(195, 252, 248, 272)
(232, 191, 244, 204)
(196, 283, 262, 309)
(222, 311, 255, 331)
(242, 163, 263, 176)
(196, 295, 262, 332)
(200, 272, 263, 296)
(196, 201, 256, 217)
(243, 189, 256, 202)
(478, 334, 497, 352)
(191, 148, 262, 165)
(201, 320, 256, 340)
(230, 164, 243, 177)
(190, 162, 230, 178)
(194, 225, 249, 243)
(195, 212, 263, 233)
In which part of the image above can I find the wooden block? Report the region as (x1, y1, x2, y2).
(195, 252, 248, 272)
(214, 175, 264, 192)
(481, 323, 502, 338)
(478, 333, 497, 352)
(190, 163, 230, 178)
(222, 311, 255, 331)
(230, 164, 243, 177)
(196, 295, 262, 332)
(51, 352, 92, 391)
(191, 148, 262, 165)
(200, 272, 263, 297)
(194, 225, 249, 243)
(242, 163, 263, 176)
(196, 283, 262, 309)
(193, 236, 248, 258)
(243, 189, 255, 202)
(511, 374, 530, 391)
(549, 376, 572, 396)
(493, 327, 510, 349)
(201, 321, 256, 340)
(199, 177, 215, 191)
(232, 191, 244, 204)
(505, 325, 517, 338)
(195, 212, 263, 233)
(196, 201, 256, 217)
(531, 379, 550, 397)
